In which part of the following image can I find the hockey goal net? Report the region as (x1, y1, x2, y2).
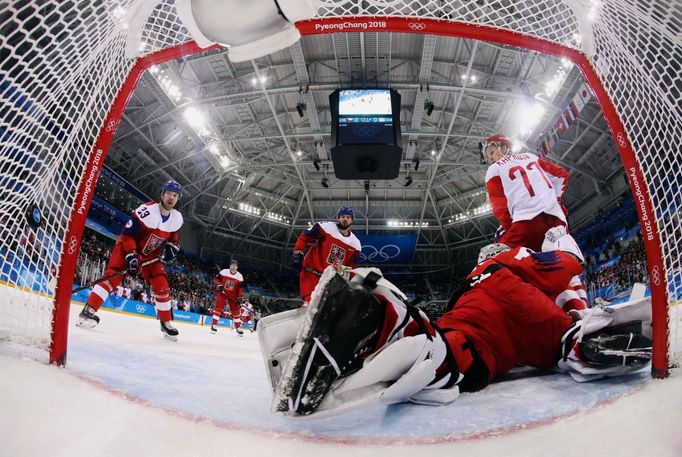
(0, 1, 679, 374)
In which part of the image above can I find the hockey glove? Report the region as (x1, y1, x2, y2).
(237, 297, 246, 305)
(125, 251, 140, 276)
(292, 250, 305, 269)
(161, 243, 180, 263)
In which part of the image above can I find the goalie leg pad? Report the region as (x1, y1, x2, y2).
(257, 307, 307, 391)
(272, 271, 387, 416)
(296, 334, 455, 419)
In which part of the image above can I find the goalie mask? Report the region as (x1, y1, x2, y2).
(477, 243, 510, 264)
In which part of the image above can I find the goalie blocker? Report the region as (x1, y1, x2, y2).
(260, 263, 652, 418)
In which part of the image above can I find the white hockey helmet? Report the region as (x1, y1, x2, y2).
(477, 243, 510, 264)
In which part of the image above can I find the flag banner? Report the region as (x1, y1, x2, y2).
(537, 83, 592, 155)
(356, 234, 418, 264)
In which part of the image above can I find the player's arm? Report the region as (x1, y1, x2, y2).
(119, 214, 141, 253)
(160, 231, 180, 262)
(293, 223, 322, 251)
(485, 176, 512, 229)
(538, 159, 569, 198)
(213, 273, 224, 291)
(293, 223, 322, 268)
(348, 248, 359, 268)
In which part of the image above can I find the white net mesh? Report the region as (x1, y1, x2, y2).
(0, 0, 679, 368)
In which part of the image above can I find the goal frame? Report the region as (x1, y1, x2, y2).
(49, 16, 669, 377)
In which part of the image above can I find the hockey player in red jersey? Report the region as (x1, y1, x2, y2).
(484, 134, 570, 252)
(240, 300, 255, 332)
(263, 243, 651, 417)
(212, 259, 246, 336)
(77, 180, 184, 340)
(292, 206, 361, 304)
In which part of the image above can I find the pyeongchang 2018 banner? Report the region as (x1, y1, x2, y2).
(356, 234, 417, 264)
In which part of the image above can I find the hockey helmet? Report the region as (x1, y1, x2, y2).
(336, 206, 354, 220)
(160, 180, 183, 198)
(483, 134, 513, 153)
(477, 243, 510, 263)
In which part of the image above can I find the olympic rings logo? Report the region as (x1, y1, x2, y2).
(408, 22, 426, 31)
(359, 244, 401, 263)
(616, 131, 627, 148)
(136, 304, 147, 314)
(651, 265, 661, 286)
(105, 119, 119, 133)
(66, 235, 78, 255)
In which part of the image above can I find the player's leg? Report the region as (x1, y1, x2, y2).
(212, 294, 226, 333)
(500, 214, 564, 251)
(299, 269, 320, 305)
(77, 243, 126, 328)
(227, 299, 243, 336)
(144, 263, 178, 341)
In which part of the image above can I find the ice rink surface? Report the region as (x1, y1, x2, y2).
(1, 304, 681, 457)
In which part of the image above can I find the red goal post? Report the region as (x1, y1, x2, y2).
(0, 1, 678, 376)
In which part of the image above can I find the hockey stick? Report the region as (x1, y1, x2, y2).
(72, 258, 160, 293)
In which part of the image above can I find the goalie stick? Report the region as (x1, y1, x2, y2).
(72, 258, 160, 293)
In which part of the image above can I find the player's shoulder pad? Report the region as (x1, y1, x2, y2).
(133, 202, 183, 231)
(484, 164, 500, 181)
(220, 269, 244, 282)
(168, 208, 183, 230)
(320, 221, 362, 250)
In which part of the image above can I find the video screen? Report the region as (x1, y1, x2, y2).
(337, 89, 395, 145)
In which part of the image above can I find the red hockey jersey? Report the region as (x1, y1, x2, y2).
(438, 247, 580, 380)
(119, 201, 183, 259)
(214, 269, 244, 301)
(294, 221, 361, 274)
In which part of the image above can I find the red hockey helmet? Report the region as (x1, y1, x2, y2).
(483, 134, 513, 152)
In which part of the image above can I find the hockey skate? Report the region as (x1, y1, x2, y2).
(210, 325, 217, 334)
(76, 305, 100, 328)
(272, 271, 386, 416)
(236, 327, 244, 337)
(160, 320, 179, 341)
